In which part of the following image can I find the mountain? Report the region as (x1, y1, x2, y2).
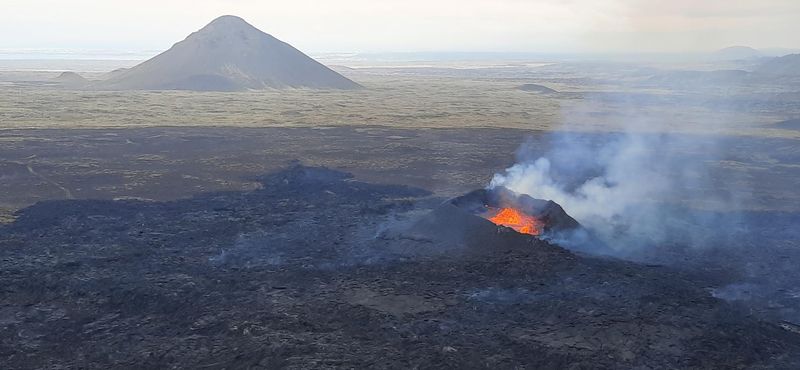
(98, 15, 361, 91)
(711, 46, 763, 61)
(754, 54, 800, 77)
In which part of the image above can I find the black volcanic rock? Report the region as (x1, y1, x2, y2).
(98, 15, 361, 91)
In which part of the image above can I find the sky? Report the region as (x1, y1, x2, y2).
(1, 0, 799, 55)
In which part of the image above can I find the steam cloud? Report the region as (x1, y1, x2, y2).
(489, 100, 751, 253)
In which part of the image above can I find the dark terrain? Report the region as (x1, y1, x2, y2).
(2, 127, 800, 369)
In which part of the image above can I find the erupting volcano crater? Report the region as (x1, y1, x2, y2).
(485, 206, 542, 235)
(392, 186, 604, 254)
(454, 187, 581, 236)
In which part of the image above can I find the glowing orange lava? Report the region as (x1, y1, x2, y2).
(485, 206, 541, 235)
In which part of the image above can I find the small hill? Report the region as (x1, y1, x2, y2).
(754, 54, 800, 77)
(711, 46, 763, 61)
(516, 84, 557, 93)
(51, 72, 90, 88)
(98, 15, 361, 91)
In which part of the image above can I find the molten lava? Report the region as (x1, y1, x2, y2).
(485, 206, 541, 235)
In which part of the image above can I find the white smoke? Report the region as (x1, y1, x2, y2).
(489, 121, 750, 253)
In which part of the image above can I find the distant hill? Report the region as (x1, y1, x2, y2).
(51, 72, 90, 88)
(711, 46, 763, 61)
(516, 84, 557, 93)
(97, 15, 361, 91)
(754, 54, 800, 77)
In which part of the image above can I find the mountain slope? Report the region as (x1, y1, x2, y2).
(98, 15, 361, 91)
(753, 54, 800, 77)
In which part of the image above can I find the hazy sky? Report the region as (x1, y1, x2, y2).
(2, 0, 799, 54)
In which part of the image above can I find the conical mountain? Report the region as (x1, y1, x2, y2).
(99, 15, 361, 91)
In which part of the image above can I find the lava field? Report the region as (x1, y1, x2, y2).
(2, 165, 800, 369)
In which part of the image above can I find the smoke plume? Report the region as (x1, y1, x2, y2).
(489, 98, 751, 254)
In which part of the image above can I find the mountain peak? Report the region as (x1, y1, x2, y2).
(208, 15, 249, 25)
(198, 15, 260, 35)
(98, 15, 362, 91)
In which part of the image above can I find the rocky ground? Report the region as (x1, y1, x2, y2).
(2, 165, 800, 369)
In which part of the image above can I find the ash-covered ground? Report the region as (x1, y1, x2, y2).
(2, 127, 800, 369)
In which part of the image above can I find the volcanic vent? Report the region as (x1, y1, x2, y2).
(485, 206, 542, 235)
(393, 186, 605, 254)
(454, 188, 580, 233)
